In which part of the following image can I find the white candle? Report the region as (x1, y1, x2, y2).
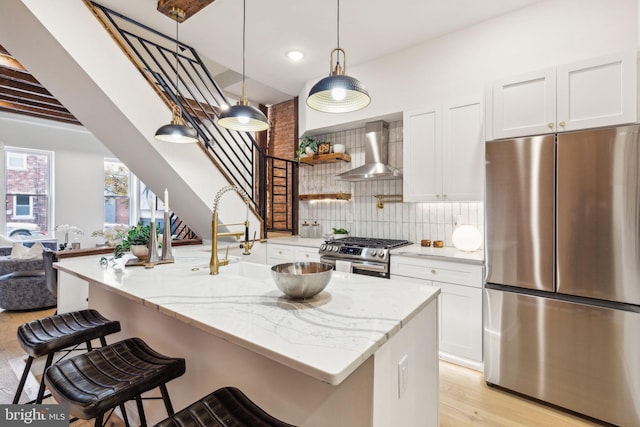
(151, 196, 156, 223)
(164, 188, 169, 212)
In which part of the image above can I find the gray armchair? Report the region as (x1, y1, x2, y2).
(0, 243, 58, 311)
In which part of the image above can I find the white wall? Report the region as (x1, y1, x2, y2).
(0, 112, 112, 248)
(300, 0, 638, 133)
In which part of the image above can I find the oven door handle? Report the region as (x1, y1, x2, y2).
(349, 261, 387, 273)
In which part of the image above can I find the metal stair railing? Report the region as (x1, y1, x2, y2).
(89, 2, 298, 235)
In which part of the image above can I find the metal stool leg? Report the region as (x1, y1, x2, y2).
(135, 395, 147, 427)
(119, 404, 130, 427)
(36, 352, 55, 403)
(159, 384, 175, 416)
(13, 356, 34, 404)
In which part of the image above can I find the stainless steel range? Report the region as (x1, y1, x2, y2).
(319, 237, 412, 278)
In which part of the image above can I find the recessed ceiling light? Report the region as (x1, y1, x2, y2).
(287, 50, 304, 61)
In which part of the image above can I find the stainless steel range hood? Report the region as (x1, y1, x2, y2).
(336, 120, 402, 181)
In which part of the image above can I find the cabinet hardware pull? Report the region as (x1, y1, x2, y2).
(548, 122, 554, 129)
(559, 121, 566, 127)
(431, 269, 437, 274)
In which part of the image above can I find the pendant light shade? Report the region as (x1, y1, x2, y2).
(307, 0, 370, 113)
(307, 49, 370, 113)
(218, 0, 269, 132)
(155, 104, 199, 143)
(155, 7, 199, 143)
(218, 97, 269, 132)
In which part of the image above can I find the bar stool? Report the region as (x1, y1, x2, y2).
(14, 309, 121, 404)
(154, 387, 296, 427)
(44, 337, 185, 427)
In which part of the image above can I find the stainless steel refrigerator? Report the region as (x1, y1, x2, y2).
(484, 125, 640, 426)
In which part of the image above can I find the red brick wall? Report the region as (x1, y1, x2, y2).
(266, 98, 298, 232)
(268, 99, 297, 160)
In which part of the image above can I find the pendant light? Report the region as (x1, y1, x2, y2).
(218, 0, 269, 132)
(307, 0, 370, 113)
(155, 7, 199, 143)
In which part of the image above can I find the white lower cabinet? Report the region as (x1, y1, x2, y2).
(391, 255, 484, 371)
(266, 243, 320, 265)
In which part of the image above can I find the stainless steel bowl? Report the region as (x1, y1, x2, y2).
(271, 262, 333, 299)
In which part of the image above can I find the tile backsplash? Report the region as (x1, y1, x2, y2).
(299, 120, 484, 247)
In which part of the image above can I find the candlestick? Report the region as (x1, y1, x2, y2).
(164, 188, 169, 212)
(162, 211, 174, 261)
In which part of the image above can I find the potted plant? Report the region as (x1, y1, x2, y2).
(116, 222, 157, 261)
(296, 136, 318, 160)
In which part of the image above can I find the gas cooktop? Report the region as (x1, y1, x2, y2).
(324, 236, 412, 249)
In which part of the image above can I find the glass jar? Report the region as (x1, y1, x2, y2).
(300, 220, 310, 238)
(311, 221, 323, 238)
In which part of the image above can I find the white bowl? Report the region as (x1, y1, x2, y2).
(333, 144, 346, 153)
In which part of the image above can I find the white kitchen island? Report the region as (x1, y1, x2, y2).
(55, 245, 440, 426)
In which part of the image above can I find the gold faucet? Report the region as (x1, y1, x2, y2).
(209, 185, 256, 275)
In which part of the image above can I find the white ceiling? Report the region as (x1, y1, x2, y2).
(95, 0, 543, 106)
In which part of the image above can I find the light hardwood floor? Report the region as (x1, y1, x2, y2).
(0, 307, 604, 426)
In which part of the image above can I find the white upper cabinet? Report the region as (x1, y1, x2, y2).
(403, 96, 483, 202)
(442, 98, 484, 201)
(489, 68, 556, 139)
(403, 105, 441, 202)
(487, 51, 637, 140)
(557, 52, 637, 132)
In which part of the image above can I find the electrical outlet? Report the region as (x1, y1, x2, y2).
(398, 354, 409, 398)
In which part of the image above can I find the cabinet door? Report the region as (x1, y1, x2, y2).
(294, 246, 320, 263)
(557, 51, 637, 131)
(442, 96, 484, 201)
(266, 243, 294, 265)
(437, 281, 483, 368)
(491, 68, 556, 139)
(403, 105, 442, 201)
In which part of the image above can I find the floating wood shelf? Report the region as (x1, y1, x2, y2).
(298, 153, 351, 165)
(299, 193, 352, 201)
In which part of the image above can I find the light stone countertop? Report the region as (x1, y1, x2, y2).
(54, 244, 439, 386)
(391, 244, 485, 265)
(266, 235, 326, 248)
(268, 236, 485, 265)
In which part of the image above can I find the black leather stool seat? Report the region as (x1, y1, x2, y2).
(154, 387, 296, 427)
(45, 337, 185, 424)
(17, 309, 121, 357)
(13, 309, 121, 404)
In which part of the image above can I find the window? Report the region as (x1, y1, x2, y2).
(103, 160, 132, 227)
(7, 152, 27, 170)
(13, 195, 33, 218)
(4, 147, 52, 238)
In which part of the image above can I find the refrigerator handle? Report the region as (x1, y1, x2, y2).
(483, 199, 489, 284)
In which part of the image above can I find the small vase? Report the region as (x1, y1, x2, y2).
(305, 146, 316, 155)
(131, 245, 149, 262)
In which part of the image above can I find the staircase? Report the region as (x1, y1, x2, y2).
(0, 0, 297, 238)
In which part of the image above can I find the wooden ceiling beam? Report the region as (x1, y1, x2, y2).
(0, 77, 53, 98)
(0, 44, 80, 125)
(157, 0, 215, 22)
(0, 102, 81, 125)
(0, 90, 70, 113)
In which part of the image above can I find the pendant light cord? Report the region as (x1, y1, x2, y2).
(175, 15, 179, 94)
(337, 0, 340, 50)
(336, 0, 341, 65)
(241, 0, 246, 98)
